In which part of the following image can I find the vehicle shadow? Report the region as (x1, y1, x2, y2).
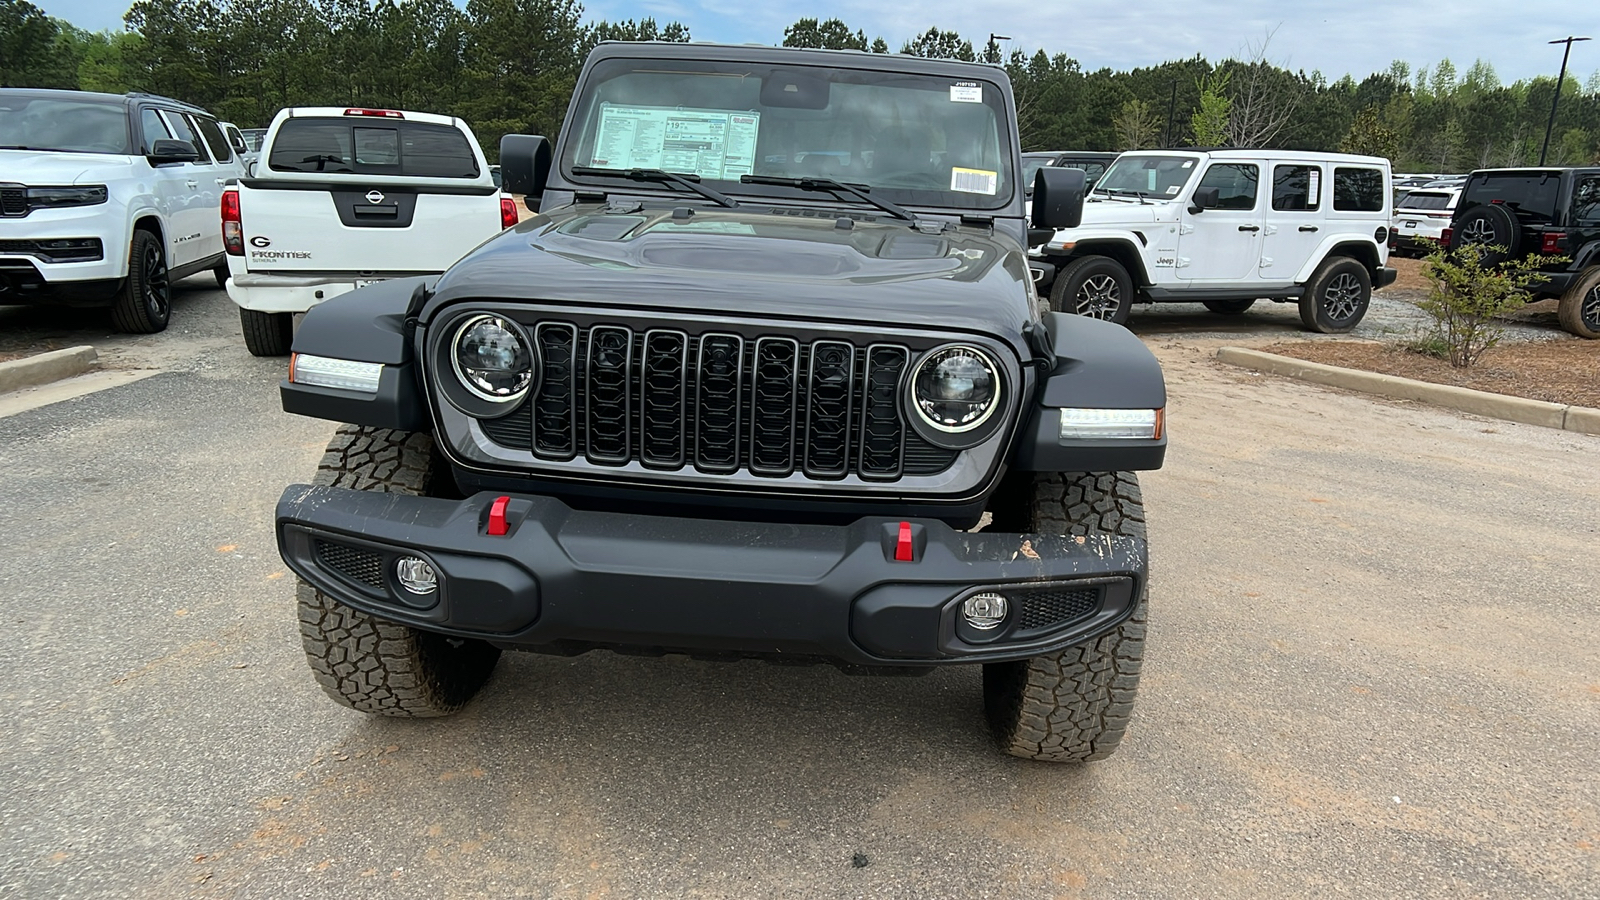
(0, 273, 221, 356)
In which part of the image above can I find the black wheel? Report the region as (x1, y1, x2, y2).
(213, 263, 230, 290)
(1298, 257, 1371, 333)
(1050, 256, 1134, 325)
(1449, 204, 1521, 265)
(240, 307, 295, 357)
(1202, 298, 1255, 315)
(1557, 266, 1600, 339)
(110, 230, 171, 334)
(297, 426, 500, 717)
(983, 472, 1149, 762)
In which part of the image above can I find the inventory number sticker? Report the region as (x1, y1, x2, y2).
(951, 167, 998, 195)
(950, 82, 983, 103)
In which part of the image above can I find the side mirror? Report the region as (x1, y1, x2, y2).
(148, 139, 199, 165)
(245, 159, 257, 178)
(1031, 166, 1086, 230)
(499, 134, 552, 198)
(1188, 186, 1220, 214)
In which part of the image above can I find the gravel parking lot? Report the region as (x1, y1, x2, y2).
(1, 286, 1596, 898)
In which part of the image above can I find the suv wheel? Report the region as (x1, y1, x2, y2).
(297, 426, 501, 717)
(983, 472, 1148, 762)
(213, 262, 230, 291)
(1203, 298, 1255, 315)
(1450, 204, 1521, 265)
(1557, 267, 1600, 339)
(1299, 257, 1371, 333)
(240, 308, 295, 357)
(1051, 256, 1134, 325)
(110, 230, 171, 334)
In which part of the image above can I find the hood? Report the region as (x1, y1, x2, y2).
(426, 204, 1035, 349)
(0, 150, 135, 184)
(1072, 196, 1173, 227)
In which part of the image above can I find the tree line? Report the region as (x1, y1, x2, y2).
(5, 1, 1599, 170)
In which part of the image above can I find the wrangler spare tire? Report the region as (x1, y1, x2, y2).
(1449, 203, 1521, 266)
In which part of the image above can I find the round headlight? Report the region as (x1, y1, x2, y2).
(911, 345, 1000, 433)
(452, 315, 532, 402)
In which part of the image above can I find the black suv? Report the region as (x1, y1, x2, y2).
(1447, 167, 1600, 338)
(272, 43, 1168, 763)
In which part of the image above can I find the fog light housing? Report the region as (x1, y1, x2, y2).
(962, 592, 1008, 630)
(1058, 408, 1163, 440)
(395, 556, 437, 596)
(289, 353, 384, 393)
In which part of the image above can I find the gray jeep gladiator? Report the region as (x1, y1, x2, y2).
(273, 42, 1167, 762)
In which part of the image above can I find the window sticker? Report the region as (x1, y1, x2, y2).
(1165, 185, 1181, 195)
(1181, 160, 1194, 168)
(950, 82, 983, 103)
(590, 103, 760, 180)
(1307, 169, 1321, 199)
(951, 167, 998, 195)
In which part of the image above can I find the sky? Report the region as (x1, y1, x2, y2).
(35, 0, 1600, 87)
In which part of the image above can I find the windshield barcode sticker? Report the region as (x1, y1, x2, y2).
(950, 167, 998, 195)
(950, 83, 983, 103)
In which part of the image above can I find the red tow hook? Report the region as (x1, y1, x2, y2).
(894, 521, 915, 562)
(487, 496, 511, 536)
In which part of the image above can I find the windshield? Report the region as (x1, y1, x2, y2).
(563, 57, 1013, 211)
(1021, 156, 1052, 192)
(268, 118, 480, 177)
(0, 94, 132, 154)
(242, 129, 267, 151)
(1094, 155, 1197, 198)
(1461, 172, 1561, 222)
(1398, 190, 1454, 211)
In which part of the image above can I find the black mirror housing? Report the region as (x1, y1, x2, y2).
(1031, 166, 1087, 230)
(148, 139, 199, 164)
(499, 134, 552, 199)
(1189, 186, 1220, 214)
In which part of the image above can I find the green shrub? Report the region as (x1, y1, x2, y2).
(1417, 243, 1558, 367)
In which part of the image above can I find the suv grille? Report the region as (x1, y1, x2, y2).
(479, 322, 958, 481)
(0, 186, 26, 217)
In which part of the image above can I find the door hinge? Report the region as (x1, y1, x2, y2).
(1176, 257, 1191, 269)
(1179, 224, 1195, 235)
(1263, 225, 1279, 236)
(1260, 257, 1274, 268)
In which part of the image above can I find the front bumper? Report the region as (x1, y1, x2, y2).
(276, 485, 1147, 667)
(1375, 266, 1398, 290)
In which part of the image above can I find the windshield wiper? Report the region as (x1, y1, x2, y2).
(1094, 188, 1151, 203)
(740, 175, 917, 224)
(572, 167, 739, 208)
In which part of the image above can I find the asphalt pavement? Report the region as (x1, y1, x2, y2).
(0, 286, 1595, 899)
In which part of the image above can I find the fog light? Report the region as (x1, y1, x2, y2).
(962, 592, 1008, 630)
(1058, 408, 1162, 440)
(395, 556, 437, 595)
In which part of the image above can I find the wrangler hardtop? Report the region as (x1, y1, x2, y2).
(272, 43, 1168, 763)
(1034, 148, 1397, 333)
(1446, 166, 1600, 338)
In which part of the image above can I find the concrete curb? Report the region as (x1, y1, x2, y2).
(0, 346, 100, 395)
(1216, 346, 1600, 436)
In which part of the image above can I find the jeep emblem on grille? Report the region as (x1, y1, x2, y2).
(366, 190, 385, 204)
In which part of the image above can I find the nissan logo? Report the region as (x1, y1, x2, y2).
(366, 190, 385, 204)
(249, 236, 271, 248)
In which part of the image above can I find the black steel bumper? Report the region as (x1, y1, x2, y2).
(1375, 266, 1398, 290)
(275, 485, 1147, 667)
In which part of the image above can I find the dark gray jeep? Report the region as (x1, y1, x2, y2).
(274, 43, 1167, 762)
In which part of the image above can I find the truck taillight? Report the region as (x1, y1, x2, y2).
(221, 188, 243, 256)
(1541, 231, 1567, 254)
(343, 108, 403, 118)
(500, 196, 519, 229)
(1440, 227, 1452, 246)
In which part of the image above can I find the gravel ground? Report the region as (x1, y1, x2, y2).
(0, 287, 1596, 898)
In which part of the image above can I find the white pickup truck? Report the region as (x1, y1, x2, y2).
(223, 107, 516, 355)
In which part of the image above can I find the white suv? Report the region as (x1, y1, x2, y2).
(224, 107, 513, 355)
(1034, 150, 1397, 332)
(0, 88, 246, 333)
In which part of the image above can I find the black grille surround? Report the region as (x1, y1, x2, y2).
(429, 306, 1022, 500)
(0, 185, 26, 218)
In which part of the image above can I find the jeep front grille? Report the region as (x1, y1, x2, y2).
(479, 323, 956, 481)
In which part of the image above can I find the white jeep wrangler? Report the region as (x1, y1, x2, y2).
(1033, 150, 1397, 332)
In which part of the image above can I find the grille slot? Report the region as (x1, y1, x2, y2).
(1014, 586, 1101, 632)
(315, 540, 385, 590)
(640, 329, 688, 468)
(803, 340, 854, 478)
(696, 333, 744, 473)
(858, 345, 908, 480)
(532, 323, 578, 458)
(585, 325, 632, 464)
(749, 337, 799, 475)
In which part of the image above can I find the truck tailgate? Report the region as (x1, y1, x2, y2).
(239, 184, 498, 275)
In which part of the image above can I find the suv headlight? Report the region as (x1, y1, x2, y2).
(906, 344, 1003, 449)
(27, 185, 108, 209)
(451, 314, 533, 403)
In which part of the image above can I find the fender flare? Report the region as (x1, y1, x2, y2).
(1293, 236, 1384, 283)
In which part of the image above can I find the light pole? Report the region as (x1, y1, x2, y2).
(987, 33, 1011, 66)
(1540, 36, 1590, 166)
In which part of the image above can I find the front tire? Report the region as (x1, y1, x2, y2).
(1298, 256, 1371, 333)
(983, 472, 1149, 762)
(297, 425, 500, 717)
(110, 230, 171, 334)
(240, 308, 295, 357)
(1050, 256, 1134, 325)
(1557, 266, 1600, 339)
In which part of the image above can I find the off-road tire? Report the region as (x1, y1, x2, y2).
(1050, 256, 1134, 325)
(240, 308, 294, 357)
(213, 263, 230, 290)
(983, 472, 1148, 762)
(297, 425, 500, 717)
(110, 229, 171, 334)
(1449, 203, 1521, 266)
(1557, 266, 1600, 339)
(1298, 256, 1371, 333)
(1203, 298, 1255, 315)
